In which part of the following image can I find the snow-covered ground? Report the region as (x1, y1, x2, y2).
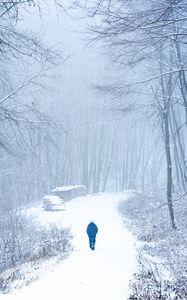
(1, 193, 137, 300)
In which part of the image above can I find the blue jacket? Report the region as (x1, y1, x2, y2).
(86, 222, 98, 237)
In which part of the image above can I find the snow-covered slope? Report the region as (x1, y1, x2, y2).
(1, 192, 137, 300)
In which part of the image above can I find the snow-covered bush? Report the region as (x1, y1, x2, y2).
(128, 256, 187, 300)
(42, 195, 66, 211)
(119, 191, 187, 272)
(0, 209, 73, 293)
(37, 225, 73, 259)
(119, 191, 187, 300)
(0, 210, 73, 273)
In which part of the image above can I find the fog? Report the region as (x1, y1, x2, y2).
(0, 2, 163, 208)
(0, 1, 186, 298)
(1, 0, 186, 215)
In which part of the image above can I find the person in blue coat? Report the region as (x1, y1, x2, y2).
(86, 221, 98, 250)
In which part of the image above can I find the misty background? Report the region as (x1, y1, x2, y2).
(0, 1, 165, 211)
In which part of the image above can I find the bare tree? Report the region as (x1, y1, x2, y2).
(70, 0, 187, 227)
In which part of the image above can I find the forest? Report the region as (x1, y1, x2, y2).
(0, 0, 187, 298)
(1, 0, 187, 226)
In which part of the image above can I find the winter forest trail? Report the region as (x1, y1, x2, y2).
(1, 193, 137, 300)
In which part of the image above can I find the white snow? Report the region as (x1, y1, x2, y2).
(43, 195, 62, 201)
(52, 185, 86, 192)
(0, 192, 137, 300)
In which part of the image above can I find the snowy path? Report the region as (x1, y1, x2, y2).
(1, 193, 137, 300)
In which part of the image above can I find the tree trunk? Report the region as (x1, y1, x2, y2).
(159, 54, 177, 229)
(164, 111, 176, 229)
